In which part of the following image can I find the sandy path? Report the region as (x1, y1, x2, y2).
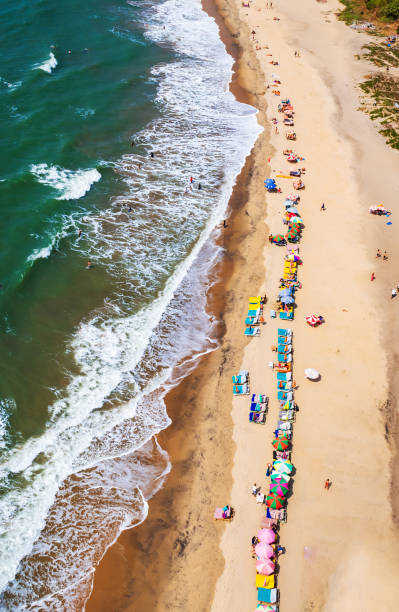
(211, 0, 399, 610)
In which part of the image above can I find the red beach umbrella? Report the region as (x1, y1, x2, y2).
(269, 482, 289, 496)
(266, 493, 285, 509)
(305, 315, 319, 327)
(272, 437, 290, 451)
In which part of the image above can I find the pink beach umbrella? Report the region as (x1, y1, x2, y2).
(255, 542, 274, 559)
(257, 528, 276, 544)
(256, 558, 275, 575)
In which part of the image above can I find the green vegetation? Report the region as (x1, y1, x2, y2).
(338, 0, 399, 28)
(361, 41, 399, 65)
(359, 74, 399, 147)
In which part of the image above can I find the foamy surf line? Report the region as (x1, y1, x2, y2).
(30, 163, 101, 200)
(0, 0, 262, 608)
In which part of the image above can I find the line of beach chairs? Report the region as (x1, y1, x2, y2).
(253, 329, 297, 608)
(245, 296, 265, 336)
(232, 370, 249, 395)
(249, 393, 269, 424)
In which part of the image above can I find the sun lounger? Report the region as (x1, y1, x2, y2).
(258, 587, 278, 604)
(278, 328, 292, 336)
(256, 575, 275, 589)
(233, 384, 249, 395)
(251, 394, 268, 404)
(232, 371, 248, 384)
(249, 411, 266, 424)
(245, 316, 260, 326)
(250, 401, 266, 412)
(279, 310, 294, 320)
(277, 421, 293, 431)
(248, 309, 260, 316)
(269, 508, 287, 522)
(279, 399, 294, 409)
(279, 410, 294, 421)
(274, 450, 291, 460)
(249, 296, 262, 304)
(277, 344, 292, 353)
(245, 327, 261, 336)
(277, 354, 292, 363)
(277, 372, 292, 381)
(277, 381, 292, 391)
(277, 391, 293, 401)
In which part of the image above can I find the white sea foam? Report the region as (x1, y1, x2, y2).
(75, 107, 95, 119)
(35, 52, 58, 74)
(30, 164, 101, 200)
(0, 77, 22, 91)
(0, 0, 262, 607)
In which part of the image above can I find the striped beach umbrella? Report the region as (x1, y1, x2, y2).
(266, 493, 285, 509)
(271, 471, 290, 483)
(272, 437, 290, 451)
(273, 460, 293, 474)
(269, 481, 289, 496)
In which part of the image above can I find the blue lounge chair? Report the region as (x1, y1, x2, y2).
(251, 394, 267, 403)
(278, 345, 292, 353)
(245, 327, 260, 336)
(278, 328, 292, 336)
(250, 402, 264, 412)
(277, 372, 292, 381)
(277, 391, 293, 401)
(247, 309, 259, 317)
(258, 587, 278, 604)
(245, 316, 259, 326)
(278, 354, 292, 363)
(279, 310, 294, 320)
(233, 384, 249, 395)
(249, 411, 266, 424)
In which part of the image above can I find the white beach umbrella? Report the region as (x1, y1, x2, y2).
(304, 368, 320, 380)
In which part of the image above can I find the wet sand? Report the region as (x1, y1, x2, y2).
(85, 8, 272, 606)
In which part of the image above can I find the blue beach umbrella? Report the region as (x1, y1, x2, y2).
(280, 295, 295, 304)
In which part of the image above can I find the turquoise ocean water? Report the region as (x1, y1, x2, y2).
(0, 0, 261, 608)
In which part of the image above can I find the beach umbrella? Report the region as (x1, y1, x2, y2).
(279, 288, 293, 296)
(291, 216, 303, 224)
(273, 460, 293, 474)
(266, 493, 285, 509)
(286, 193, 298, 201)
(271, 474, 290, 486)
(305, 315, 319, 327)
(269, 481, 289, 496)
(286, 206, 299, 213)
(287, 154, 297, 162)
(255, 606, 277, 612)
(280, 295, 295, 304)
(255, 558, 275, 575)
(305, 367, 320, 380)
(255, 541, 274, 558)
(272, 437, 290, 451)
(257, 528, 276, 544)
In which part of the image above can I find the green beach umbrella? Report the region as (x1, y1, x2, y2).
(266, 493, 285, 509)
(269, 481, 289, 496)
(272, 437, 290, 451)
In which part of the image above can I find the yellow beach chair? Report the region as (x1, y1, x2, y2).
(249, 296, 262, 304)
(255, 574, 275, 589)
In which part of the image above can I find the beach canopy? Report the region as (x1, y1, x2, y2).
(255, 541, 274, 559)
(287, 154, 297, 162)
(305, 315, 320, 326)
(255, 558, 275, 576)
(272, 436, 290, 451)
(269, 481, 289, 496)
(305, 367, 320, 380)
(266, 493, 285, 509)
(257, 528, 276, 544)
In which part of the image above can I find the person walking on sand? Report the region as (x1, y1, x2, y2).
(324, 478, 331, 490)
(252, 483, 258, 496)
(383, 251, 388, 260)
(320, 203, 326, 211)
(376, 249, 381, 258)
(371, 273, 375, 281)
(392, 288, 397, 298)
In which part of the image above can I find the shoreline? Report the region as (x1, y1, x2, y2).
(85, 1, 271, 607)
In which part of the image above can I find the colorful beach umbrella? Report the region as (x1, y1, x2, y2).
(305, 315, 319, 326)
(257, 528, 276, 544)
(266, 493, 285, 509)
(273, 460, 293, 474)
(255, 541, 274, 559)
(269, 481, 289, 496)
(272, 437, 290, 451)
(255, 558, 275, 575)
(270, 474, 290, 487)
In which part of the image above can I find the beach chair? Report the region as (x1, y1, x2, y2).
(279, 410, 295, 421)
(277, 372, 292, 381)
(214, 506, 232, 520)
(256, 574, 275, 589)
(250, 402, 265, 412)
(258, 587, 278, 604)
(233, 384, 249, 395)
(277, 354, 292, 363)
(277, 381, 292, 391)
(275, 450, 291, 460)
(247, 308, 260, 317)
(251, 394, 268, 404)
(277, 421, 293, 431)
(277, 391, 293, 401)
(249, 411, 266, 424)
(245, 327, 261, 336)
(269, 508, 287, 522)
(278, 328, 292, 336)
(245, 316, 260, 326)
(277, 344, 292, 353)
(249, 296, 262, 304)
(279, 310, 294, 321)
(279, 399, 294, 410)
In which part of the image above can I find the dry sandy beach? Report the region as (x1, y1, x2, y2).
(87, 0, 399, 610)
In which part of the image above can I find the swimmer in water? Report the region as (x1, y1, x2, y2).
(87, 261, 92, 269)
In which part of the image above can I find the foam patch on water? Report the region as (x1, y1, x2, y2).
(34, 52, 58, 74)
(75, 107, 95, 119)
(0, 0, 262, 606)
(0, 77, 22, 91)
(30, 164, 101, 200)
